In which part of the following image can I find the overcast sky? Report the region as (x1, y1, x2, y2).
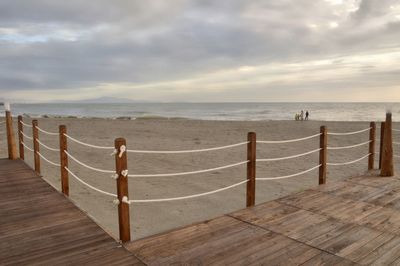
(0, 0, 399, 102)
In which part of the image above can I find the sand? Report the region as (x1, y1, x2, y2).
(1, 117, 399, 240)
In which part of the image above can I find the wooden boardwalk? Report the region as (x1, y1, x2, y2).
(126, 174, 400, 265)
(3, 158, 400, 265)
(0, 159, 144, 265)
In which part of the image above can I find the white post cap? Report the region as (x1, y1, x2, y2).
(4, 102, 10, 111)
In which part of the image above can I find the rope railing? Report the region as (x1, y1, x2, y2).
(393, 129, 400, 132)
(328, 127, 371, 136)
(256, 148, 321, 162)
(129, 160, 249, 178)
(20, 131, 33, 140)
(126, 141, 249, 154)
(9, 111, 392, 243)
(36, 151, 60, 167)
(35, 139, 60, 152)
(21, 141, 34, 152)
(64, 150, 115, 174)
(19, 120, 33, 128)
(327, 153, 371, 166)
(394, 141, 400, 145)
(327, 140, 371, 150)
(37, 126, 59, 136)
(64, 133, 115, 150)
(122, 180, 249, 203)
(64, 167, 117, 197)
(257, 133, 321, 144)
(256, 164, 321, 181)
(0, 121, 6, 125)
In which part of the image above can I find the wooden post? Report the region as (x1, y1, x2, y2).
(246, 132, 256, 207)
(32, 120, 40, 174)
(319, 126, 327, 185)
(18, 116, 24, 160)
(5, 111, 18, 160)
(115, 138, 131, 242)
(368, 122, 376, 170)
(379, 122, 385, 169)
(59, 125, 69, 196)
(381, 113, 394, 177)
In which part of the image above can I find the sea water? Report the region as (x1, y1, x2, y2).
(4, 102, 400, 121)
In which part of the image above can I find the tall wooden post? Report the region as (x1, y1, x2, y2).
(368, 122, 376, 170)
(32, 120, 40, 174)
(379, 122, 385, 169)
(381, 113, 394, 177)
(246, 132, 256, 207)
(17, 116, 24, 160)
(59, 125, 69, 196)
(115, 138, 131, 242)
(5, 111, 18, 160)
(319, 126, 327, 185)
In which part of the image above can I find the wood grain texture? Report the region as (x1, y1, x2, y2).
(0, 159, 144, 265)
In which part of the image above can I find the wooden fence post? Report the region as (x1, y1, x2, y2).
(59, 125, 69, 196)
(115, 138, 131, 242)
(32, 119, 40, 174)
(381, 113, 394, 177)
(368, 122, 376, 170)
(319, 126, 327, 185)
(5, 110, 18, 160)
(18, 116, 24, 160)
(246, 132, 256, 207)
(379, 122, 385, 169)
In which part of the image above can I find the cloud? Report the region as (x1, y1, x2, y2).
(0, 0, 399, 102)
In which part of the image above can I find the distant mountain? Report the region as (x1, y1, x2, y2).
(55, 97, 146, 104)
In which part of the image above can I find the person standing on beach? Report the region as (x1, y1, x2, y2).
(305, 111, 309, 120)
(300, 110, 304, 120)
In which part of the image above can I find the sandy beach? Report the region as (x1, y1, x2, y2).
(1, 117, 399, 240)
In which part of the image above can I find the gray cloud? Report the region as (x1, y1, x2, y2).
(0, 0, 399, 101)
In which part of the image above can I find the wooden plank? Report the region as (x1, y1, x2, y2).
(0, 159, 144, 265)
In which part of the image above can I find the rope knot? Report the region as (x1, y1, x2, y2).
(110, 149, 118, 156)
(111, 173, 119, 180)
(122, 196, 131, 205)
(121, 170, 128, 177)
(119, 145, 126, 158)
(113, 198, 120, 205)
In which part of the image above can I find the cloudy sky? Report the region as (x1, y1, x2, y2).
(0, 0, 399, 102)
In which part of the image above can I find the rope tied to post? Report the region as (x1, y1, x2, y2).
(36, 126, 59, 136)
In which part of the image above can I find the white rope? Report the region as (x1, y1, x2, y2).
(257, 148, 321, 162)
(394, 154, 400, 158)
(21, 141, 34, 152)
(35, 139, 60, 152)
(36, 152, 61, 167)
(124, 179, 249, 203)
(19, 120, 33, 128)
(20, 131, 33, 140)
(64, 150, 115, 173)
(257, 133, 321, 144)
(393, 129, 400, 132)
(393, 142, 400, 145)
(130, 160, 249, 178)
(64, 133, 114, 150)
(64, 167, 117, 197)
(256, 164, 321, 181)
(328, 127, 372, 136)
(327, 140, 371, 150)
(327, 153, 371, 166)
(37, 126, 59, 136)
(0, 121, 5, 125)
(127, 141, 249, 154)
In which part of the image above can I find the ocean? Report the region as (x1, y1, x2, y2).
(4, 102, 400, 122)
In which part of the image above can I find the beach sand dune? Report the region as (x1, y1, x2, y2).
(1, 118, 399, 240)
